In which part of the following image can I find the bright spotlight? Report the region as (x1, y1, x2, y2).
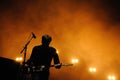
(108, 75, 116, 80)
(71, 58, 79, 64)
(89, 67, 96, 72)
(56, 50, 59, 54)
(15, 57, 23, 62)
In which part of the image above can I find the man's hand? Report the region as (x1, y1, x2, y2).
(55, 63, 62, 69)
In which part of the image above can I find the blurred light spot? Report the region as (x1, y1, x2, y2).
(89, 67, 96, 72)
(56, 50, 59, 54)
(15, 57, 23, 62)
(71, 58, 79, 63)
(108, 75, 116, 80)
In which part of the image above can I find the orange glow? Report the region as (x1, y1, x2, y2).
(1, 1, 120, 80)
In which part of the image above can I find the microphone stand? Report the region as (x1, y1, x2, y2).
(20, 36, 34, 67)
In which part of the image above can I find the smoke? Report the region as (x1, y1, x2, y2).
(0, 0, 120, 80)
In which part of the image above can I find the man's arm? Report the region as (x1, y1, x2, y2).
(53, 50, 61, 69)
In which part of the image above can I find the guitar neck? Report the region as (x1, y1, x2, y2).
(50, 63, 73, 67)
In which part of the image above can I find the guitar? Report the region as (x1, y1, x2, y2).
(50, 63, 73, 67)
(25, 63, 73, 73)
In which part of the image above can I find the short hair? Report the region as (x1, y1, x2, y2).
(42, 34, 52, 44)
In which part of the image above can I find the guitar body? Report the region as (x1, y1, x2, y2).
(21, 63, 73, 73)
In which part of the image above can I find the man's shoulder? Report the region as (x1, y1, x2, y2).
(33, 45, 42, 48)
(49, 46, 57, 52)
(49, 46, 56, 50)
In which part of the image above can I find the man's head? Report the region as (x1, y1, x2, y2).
(41, 34, 52, 46)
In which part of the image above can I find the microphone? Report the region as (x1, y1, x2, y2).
(32, 32, 36, 39)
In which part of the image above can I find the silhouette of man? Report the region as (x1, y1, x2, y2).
(27, 34, 61, 80)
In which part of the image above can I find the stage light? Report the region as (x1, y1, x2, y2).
(108, 75, 116, 80)
(15, 57, 23, 62)
(71, 58, 79, 64)
(56, 50, 59, 54)
(89, 67, 96, 72)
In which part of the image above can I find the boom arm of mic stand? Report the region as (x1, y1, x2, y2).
(20, 40, 30, 54)
(20, 37, 33, 66)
